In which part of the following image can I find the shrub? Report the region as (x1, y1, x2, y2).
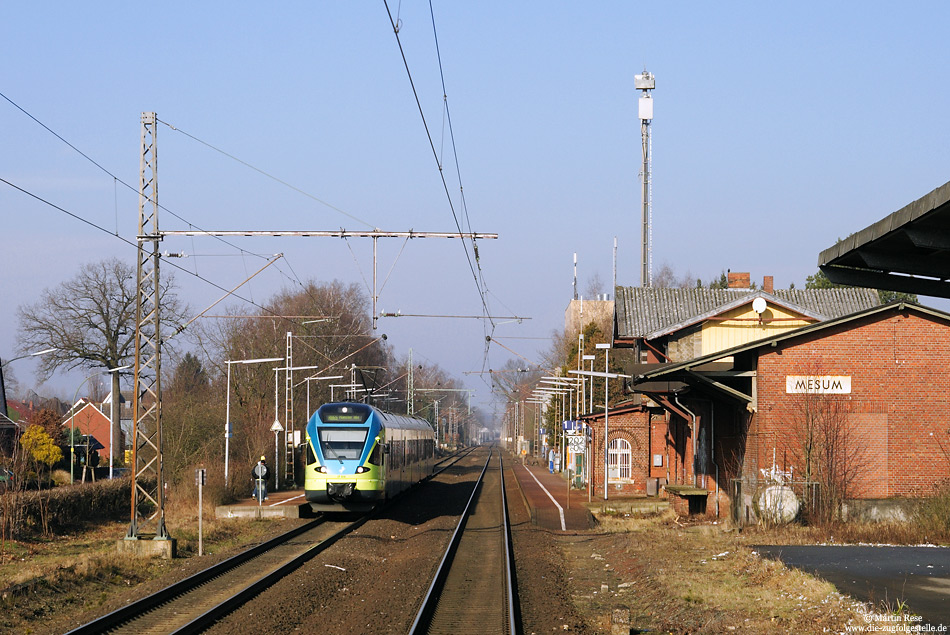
(914, 480, 950, 542)
(0, 478, 144, 539)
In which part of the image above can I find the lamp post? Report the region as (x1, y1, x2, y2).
(330, 383, 363, 402)
(298, 374, 345, 420)
(416, 388, 475, 448)
(271, 363, 320, 486)
(595, 343, 611, 501)
(582, 354, 596, 413)
(224, 357, 282, 486)
(534, 384, 574, 472)
(526, 398, 545, 456)
(105, 364, 131, 480)
(69, 370, 104, 485)
(570, 358, 631, 502)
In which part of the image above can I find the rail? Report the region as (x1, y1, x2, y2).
(67, 515, 369, 634)
(409, 449, 521, 634)
(68, 445, 485, 635)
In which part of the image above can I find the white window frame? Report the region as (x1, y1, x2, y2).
(607, 438, 632, 481)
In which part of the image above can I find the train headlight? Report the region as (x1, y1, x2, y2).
(316, 466, 328, 474)
(355, 466, 369, 474)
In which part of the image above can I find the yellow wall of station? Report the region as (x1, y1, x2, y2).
(700, 303, 813, 356)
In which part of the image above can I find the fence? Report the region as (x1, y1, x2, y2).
(731, 478, 820, 526)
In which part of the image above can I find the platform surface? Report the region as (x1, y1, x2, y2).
(508, 460, 595, 531)
(215, 488, 313, 519)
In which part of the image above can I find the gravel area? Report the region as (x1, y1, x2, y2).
(206, 451, 488, 634)
(505, 462, 596, 635)
(203, 450, 593, 635)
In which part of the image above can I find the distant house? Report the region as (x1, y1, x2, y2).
(62, 400, 124, 465)
(6, 400, 37, 425)
(102, 390, 134, 455)
(101, 390, 132, 420)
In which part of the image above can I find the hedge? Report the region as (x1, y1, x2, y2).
(0, 477, 152, 539)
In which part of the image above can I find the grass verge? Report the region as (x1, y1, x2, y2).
(561, 510, 871, 633)
(0, 502, 295, 635)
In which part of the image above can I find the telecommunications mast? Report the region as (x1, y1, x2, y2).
(635, 70, 655, 287)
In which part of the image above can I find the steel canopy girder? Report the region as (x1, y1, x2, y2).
(817, 179, 950, 299)
(159, 229, 497, 330)
(820, 265, 950, 299)
(159, 230, 498, 239)
(850, 247, 949, 280)
(683, 370, 753, 404)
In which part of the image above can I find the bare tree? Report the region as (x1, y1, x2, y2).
(654, 262, 696, 289)
(583, 273, 607, 299)
(784, 373, 869, 523)
(16, 258, 185, 469)
(193, 280, 393, 479)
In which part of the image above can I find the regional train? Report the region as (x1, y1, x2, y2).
(303, 402, 436, 512)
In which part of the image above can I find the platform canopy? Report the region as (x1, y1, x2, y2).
(819, 180, 950, 298)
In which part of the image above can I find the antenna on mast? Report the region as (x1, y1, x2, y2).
(612, 236, 617, 298)
(635, 69, 655, 287)
(573, 252, 578, 300)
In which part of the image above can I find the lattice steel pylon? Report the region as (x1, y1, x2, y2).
(126, 112, 170, 541)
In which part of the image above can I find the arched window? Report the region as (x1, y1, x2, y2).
(608, 438, 632, 481)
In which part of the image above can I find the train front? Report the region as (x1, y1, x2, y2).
(304, 402, 384, 512)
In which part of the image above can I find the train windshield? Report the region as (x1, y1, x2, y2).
(318, 428, 368, 461)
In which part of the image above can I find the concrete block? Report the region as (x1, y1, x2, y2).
(117, 536, 177, 559)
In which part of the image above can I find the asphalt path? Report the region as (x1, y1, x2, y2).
(755, 545, 950, 628)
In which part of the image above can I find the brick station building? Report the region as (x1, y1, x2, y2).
(628, 301, 950, 521)
(577, 279, 880, 509)
(581, 400, 667, 500)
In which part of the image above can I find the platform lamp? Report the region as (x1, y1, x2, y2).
(570, 348, 630, 501)
(595, 343, 611, 501)
(69, 370, 106, 485)
(583, 355, 596, 413)
(299, 374, 345, 421)
(105, 364, 132, 480)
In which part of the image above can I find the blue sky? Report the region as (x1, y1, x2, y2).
(3, 2, 950, 411)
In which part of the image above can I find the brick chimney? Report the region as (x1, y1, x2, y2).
(727, 272, 751, 289)
(763, 275, 774, 293)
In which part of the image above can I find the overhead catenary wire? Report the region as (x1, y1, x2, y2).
(1, 92, 389, 338)
(0, 91, 332, 308)
(4, 73, 517, 410)
(0, 91, 276, 268)
(381, 1, 493, 327)
(0, 177, 337, 338)
(383, 0, 539, 401)
(157, 118, 376, 230)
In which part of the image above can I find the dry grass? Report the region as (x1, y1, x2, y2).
(561, 511, 871, 633)
(739, 519, 950, 547)
(0, 498, 290, 634)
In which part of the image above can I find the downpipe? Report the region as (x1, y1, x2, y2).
(673, 394, 698, 488)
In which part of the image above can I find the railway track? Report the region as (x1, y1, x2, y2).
(410, 449, 521, 635)
(66, 446, 480, 634)
(66, 515, 367, 634)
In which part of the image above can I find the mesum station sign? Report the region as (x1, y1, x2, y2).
(785, 375, 851, 394)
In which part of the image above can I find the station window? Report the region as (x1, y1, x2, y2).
(608, 438, 632, 481)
